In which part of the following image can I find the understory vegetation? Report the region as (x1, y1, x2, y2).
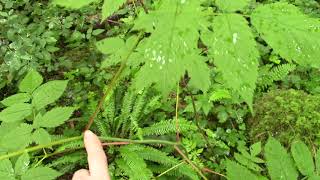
(0, 0, 320, 179)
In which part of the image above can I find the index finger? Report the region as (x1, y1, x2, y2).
(84, 130, 110, 179)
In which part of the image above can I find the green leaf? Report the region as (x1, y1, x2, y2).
(309, 175, 320, 180)
(215, 0, 251, 12)
(202, 14, 259, 109)
(15, 153, 30, 176)
(102, 0, 127, 20)
(32, 128, 51, 145)
(21, 167, 60, 180)
(1, 93, 31, 107)
(234, 153, 263, 172)
(265, 137, 298, 180)
(0, 159, 15, 180)
(251, 2, 320, 68)
(36, 107, 75, 128)
(226, 160, 260, 180)
(19, 70, 43, 93)
(0, 103, 32, 123)
(0, 123, 33, 151)
(32, 80, 68, 110)
(209, 89, 231, 102)
(96, 37, 126, 54)
(133, 0, 210, 96)
(250, 142, 262, 157)
(53, 0, 99, 9)
(291, 140, 315, 176)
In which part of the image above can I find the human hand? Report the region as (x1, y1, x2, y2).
(72, 130, 110, 180)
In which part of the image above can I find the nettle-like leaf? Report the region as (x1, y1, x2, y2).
(133, 0, 210, 96)
(226, 160, 263, 180)
(32, 128, 51, 145)
(15, 153, 30, 176)
(21, 167, 60, 180)
(202, 14, 259, 108)
(0, 159, 15, 180)
(215, 0, 251, 12)
(19, 70, 43, 93)
(0, 123, 33, 151)
(1, 93, 31, 107)
(264, 137, 298, 180)
(0, 103, 32, 123)
(251, 2, 320, 68)
(34, 107, 75, 128)
(32, 80, 68, 110)
(53, 0, 99, 9)
(102, 0, 127, 20)
(291, 140, 315, 176)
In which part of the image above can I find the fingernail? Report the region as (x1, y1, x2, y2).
(84, 130, 94, 139)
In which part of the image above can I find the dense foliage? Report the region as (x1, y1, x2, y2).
(0, 0, 319, 179)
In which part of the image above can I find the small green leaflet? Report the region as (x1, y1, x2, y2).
(15, 153, 30, 176)
(21, 167, 61, 180)
(0, 159, 15, 180)
(53, 0, 99, 9)
(133, 0, 210, 96)
(19, 70, 43, 93)
(226, 160, 261, 180)
(0, 103, 32, 123)
(251, 2, 320, 68)
(32, 80, 68, 110)
(215, 0, 251, 12)
(291, 140, 315, 176)
(1, 93, 31, 107)
(102, 0, 127, 20)
(32, 128, 51, 145)
(34, 107, 75, 128)
(0, 123, 33, 151)
(265, 137, 298, 180)
(250, 142, 262, 157)
(202, 14, 259, 109)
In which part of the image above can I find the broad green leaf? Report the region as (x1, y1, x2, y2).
(250, 142, 262, 157)
(316, 148, 320, 175)
(36, 107, 75, 128)
(102, 0, 127, 20)
(215, 0, 251, 12)
(0, 103, 32, 123)
(19, 70, 43, 93)
(32, 80, 68, 110)
(234, 153, 262, 172)
(53, 0, 99, 9)
(251, 2, 320, 68)
(0, 159, 15, 180)
(15, 153, 30, 175)
(32, 128, 51, 144)
(265, 137, 298, 180)
(226, 160, 261, 180)
(21, 167, 60, 180)
(1, 93, 31, 107)
(291, 140, 315, 176)
(96, 37, 125, 54)
(133, 0, 210, 95)
(202, 14, 259, 109)
(0, 123, 33, 151)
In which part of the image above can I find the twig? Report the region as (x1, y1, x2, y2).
(174, 145, 208, 180)
(202, 167, 227, 178)
(102, 142, 130, 146)
(85, 33, 144, 130)
(156, 161, 185, 178)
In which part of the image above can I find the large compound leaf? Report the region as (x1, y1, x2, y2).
(202, 14, 259, 108)
(132, 0, 210, 96)
(265, 137, 298, 180)
(102, 0, 127, 20)
(215, 0, 251, 12)
(251, 2, 320, 68)
(291, 140, 315, 176)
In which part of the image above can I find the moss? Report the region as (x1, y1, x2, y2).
(248, 89, 320, 146)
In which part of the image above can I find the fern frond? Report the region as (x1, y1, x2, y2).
(142, 119, 197, 136)
(258, 64, 296, 88)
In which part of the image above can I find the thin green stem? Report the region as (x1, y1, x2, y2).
(156, 161, 185, 178)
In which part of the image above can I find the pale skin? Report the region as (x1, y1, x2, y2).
(72, 130, 111, 180)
